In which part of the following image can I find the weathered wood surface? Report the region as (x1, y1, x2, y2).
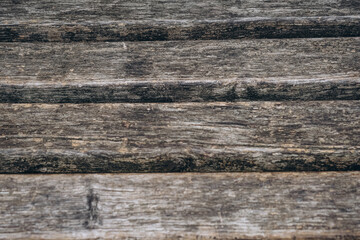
(1, 101, 359, 173)
(0, 172, 359, 239)
(1, 38, 359, 103)
(1, 0, 360, 41)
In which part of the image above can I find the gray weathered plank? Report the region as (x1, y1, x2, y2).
(1, 38, 359, 103)
(1, 0, 360, 41)
(1, 101, 359, 173)
(0, 172, 359, 239)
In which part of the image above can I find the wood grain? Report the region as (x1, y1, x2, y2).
(1, 38, 359, 103)
(1, 0, 360, 41)
(1, 101, 359, 173)
(0, 172, 359, 239)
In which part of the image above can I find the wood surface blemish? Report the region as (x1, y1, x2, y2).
(84, 188, 101, 229)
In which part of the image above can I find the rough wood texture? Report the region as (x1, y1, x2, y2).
(1, 0, 360, 41)
(1, 38, 359, 103)
(0, 172, 359, 239)
(1, 101, 359, 173)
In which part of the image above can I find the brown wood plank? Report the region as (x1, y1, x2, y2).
(1, 38, 359, 103)
(1, 101, 359, 173)
(1, 0, 360, 41)
(0, 172, 359, 239)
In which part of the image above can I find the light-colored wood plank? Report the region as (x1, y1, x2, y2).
(0, 172, 359, 239)
(1, 38, 359, 103)
(1, 101, 359, 173)
(0, 0, 359, 41)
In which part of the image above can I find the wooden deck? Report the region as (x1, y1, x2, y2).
(0, 0, 359, 239)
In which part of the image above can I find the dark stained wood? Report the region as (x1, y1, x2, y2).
(1, 101, 359, 173)
(1, 0, 360, 41)
(0, 172, 359, 239)
(1, 38, 359, 103)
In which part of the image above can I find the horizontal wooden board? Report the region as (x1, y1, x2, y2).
(0, 172, 359, 239)
(1, 101, 359, 173)
(1, 38, 359, 103)
(1, 0, 360, 41)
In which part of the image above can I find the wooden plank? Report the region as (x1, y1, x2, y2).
(1, 101, 359, 173)
(1, 38, 359, 103)
(0, 172, 359, 239)
(1, 0, 360, 41)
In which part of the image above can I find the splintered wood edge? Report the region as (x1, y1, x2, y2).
(0, 172, 359, 239)
(1, 38, 359, 103)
